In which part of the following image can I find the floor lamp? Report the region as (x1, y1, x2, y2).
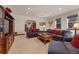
(73, 23, 79, 35)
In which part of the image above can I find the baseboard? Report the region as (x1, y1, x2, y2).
(16, 33, 25, 36)
(14, 32, 25, 36)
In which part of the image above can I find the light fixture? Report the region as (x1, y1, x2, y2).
(27, 8, 31, 10)
(26, 8, 31, 15)
(73, 22, 79, 35)
(42, 25, 46, 31)
(73, 23, 79, 29)
(58, 8, 62, 10)
(43, 25, 46, 28)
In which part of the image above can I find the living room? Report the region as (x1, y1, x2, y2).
(0, 5, 79, 54)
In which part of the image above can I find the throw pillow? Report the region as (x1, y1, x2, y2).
(32, 28, 36, 32)
(71, 34, 79, 48)
(64, 30, 72, 38)
(52, 28, 61, 35)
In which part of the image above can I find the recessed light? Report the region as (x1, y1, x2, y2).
(58, 8, 62, 10)
(27, 8, 30, 10)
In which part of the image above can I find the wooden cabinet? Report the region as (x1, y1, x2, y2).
(0, 6, 14, 54)
(6, 35, 14, 52)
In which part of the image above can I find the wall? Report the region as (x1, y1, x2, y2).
(35, 17, 46, 31)
(48, 9, 79, 29)
(48, 9, 79, 34)
(12, 14, 35, 34)
(12, 14, 26, 34)
(12, 9, 79, 34)
(13, 14, 45, 34)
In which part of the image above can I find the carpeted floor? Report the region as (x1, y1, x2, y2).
(8, 35, 49, 54)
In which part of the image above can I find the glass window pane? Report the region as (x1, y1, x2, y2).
(56, 18, 61, 28)
(68, 23, 74, 28)
(57, 24, 61, 28)
(68, 14, 78, 28)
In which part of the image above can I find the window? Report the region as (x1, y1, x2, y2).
(56, 18, 61, 28)
(67, 14, 78, 28)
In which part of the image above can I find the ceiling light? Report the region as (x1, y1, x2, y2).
(58, 8, 62, 10)
(27, 8, 30, 10)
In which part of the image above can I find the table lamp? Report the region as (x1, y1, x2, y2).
(42, 25, 46, 31)
(73, 22, 79, 35)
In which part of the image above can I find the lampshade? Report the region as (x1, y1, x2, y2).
(42, 25, 46, 28)
(73, 23, 79, 29)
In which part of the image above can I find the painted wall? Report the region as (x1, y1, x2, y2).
(14, 15, 37, 34)
(48, 9, 79, 34)
(12, 14, 46, 34)
(12, 9, 79, 34)
(35, 17, 46, 31)
(12, 14, 26, 34)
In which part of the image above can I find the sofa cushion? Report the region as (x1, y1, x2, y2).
(48, 40, 69, 54)
(64, 37, 72, 42)
(64, 30, 72, 37)
(32, 28, 36, 32)
(64, 42, 79, 54)
(71, 34, 79, 48)
(61, 30, 68, 36)
(47, 29, 52, 33)
(63, 30, 73, 42)
(53, 36, 63, 41)
(52, 28, 61, 35)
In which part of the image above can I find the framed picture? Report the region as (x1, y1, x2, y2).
(48, 20, 53, 25)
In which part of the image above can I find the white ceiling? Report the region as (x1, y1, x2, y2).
(4, 5, 79, 18)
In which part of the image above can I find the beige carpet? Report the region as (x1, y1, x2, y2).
(8, 35, 49, 54)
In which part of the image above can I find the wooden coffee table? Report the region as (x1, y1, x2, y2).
(37, 32, 64, 44)
(37, 32, 53, 44)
